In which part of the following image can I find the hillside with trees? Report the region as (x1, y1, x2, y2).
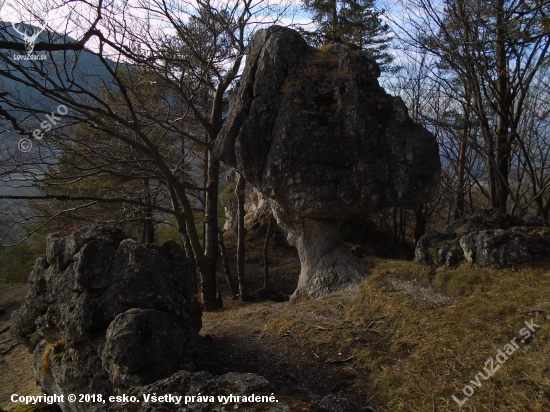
(0, 0, 549, 411)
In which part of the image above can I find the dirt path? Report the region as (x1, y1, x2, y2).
(0, 283, 41, 411)
(198, 289, 373, 412)
(0, 273, 458, 412)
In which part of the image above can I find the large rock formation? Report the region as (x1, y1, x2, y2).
(415, 209, 550, 268)
(11, 226, 202, 412)
(215, 26, 440, 297)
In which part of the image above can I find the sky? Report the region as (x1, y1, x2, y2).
(0, 0, 408, 59)
(0, 0, 313, 54)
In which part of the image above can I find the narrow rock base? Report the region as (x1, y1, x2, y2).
(289, 218, 369, 298)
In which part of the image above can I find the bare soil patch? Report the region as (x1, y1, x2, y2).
(198, 288, 374, 412)
(0, 283, 41, 411)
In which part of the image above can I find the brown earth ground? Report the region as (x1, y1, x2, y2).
(0, 284, 42, 410)
(2, 228, 550, 412)
(198, 288, 372, 411)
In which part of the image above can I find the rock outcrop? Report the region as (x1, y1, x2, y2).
(11, 226, 201, 412)
(415, 209, 550, 268)
(215, 26, 440, 297)
(222, 170, 274, 234)
(90, 370, 315, 412)
(223, 172, 415, 259)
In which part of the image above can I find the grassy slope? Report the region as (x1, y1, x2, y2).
(260, 255, 550, 411)
(2, 227, 549, 411)
(357, 257, 549, 411)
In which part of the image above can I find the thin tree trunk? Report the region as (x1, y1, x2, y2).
(399, 207, 406, 243)
(331, 0, 338, 42)
(235, 172, 250, 300)
(203, 142, 208, 248)
(141, 178, 155, 244)
(141, 211, 147, 243)
(143, 207, 155, 244)
(487, 139, 498, 209)
(218, 226, 238, 297)
(167, 184, 197, 294)
(392, 207, 398, 241)
(455, 138, 468, 219)
(263, 216, 273, 290)
(413, 205, 427, 244)
(495, 145, 512, 213)
(495, 0, 510, 213)
(455, 88, 471, 219)
(202, 145, 221, 310)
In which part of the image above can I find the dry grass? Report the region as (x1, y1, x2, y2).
(262, 313, 298, 337)
(349, 257, 550, 411)
(39, 340, 66, 382)
(260, 256, 550, 411)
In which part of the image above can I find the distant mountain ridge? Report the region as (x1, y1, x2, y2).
(0, 21, 113, 139)
(0, 21, 114, 199)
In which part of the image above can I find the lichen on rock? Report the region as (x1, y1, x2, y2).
(215, 26, 441, 297)
(11, 226, 201, 412)
(415, 209, 550, 268)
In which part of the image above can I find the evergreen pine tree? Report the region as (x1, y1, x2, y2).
(300, 0, 393, 70)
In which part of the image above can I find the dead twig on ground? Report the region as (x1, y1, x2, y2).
(324, 355, 357, 364)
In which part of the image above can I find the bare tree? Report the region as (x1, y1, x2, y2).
(234, 172, 250, 300)
(0, 0, 291, 309)
(394, 0, 550, 214)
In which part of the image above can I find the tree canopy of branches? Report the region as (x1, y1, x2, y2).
(391, 0, 550, 219)
(0, 0, 290, 310)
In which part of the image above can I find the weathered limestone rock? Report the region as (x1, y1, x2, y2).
(90, 370, 315, 412)
(222, 170, 275, 235)
(415, 209, 550, 268)
(414, 231, 464, 267)
(11, 226, 201, 412)
(459, 226, 550, 268)
(215, 26, 441, 297)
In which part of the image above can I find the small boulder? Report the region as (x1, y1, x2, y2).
(414, 231, 463, 267)
(459, 226, 550, 268)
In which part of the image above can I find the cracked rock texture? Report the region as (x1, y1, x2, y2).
(415, 209, 550, 268)
(11, 226, 201, 412)
(215, 26, 440, 297)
